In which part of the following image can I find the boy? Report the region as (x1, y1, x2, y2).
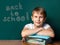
(21, 7, 55, 44)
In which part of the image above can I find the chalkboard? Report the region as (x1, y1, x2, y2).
(0, 0, 60, 40)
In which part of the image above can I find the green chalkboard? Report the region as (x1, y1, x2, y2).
(0, 0, 60, 40)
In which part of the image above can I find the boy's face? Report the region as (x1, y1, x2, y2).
(31, 12, 45, 27)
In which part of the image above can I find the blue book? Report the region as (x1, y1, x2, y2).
(28, 35, 50, 40)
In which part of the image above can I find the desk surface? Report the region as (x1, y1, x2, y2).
(0, 40, 59, 45)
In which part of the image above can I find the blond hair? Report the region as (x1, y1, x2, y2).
(32, 7, 47, 19)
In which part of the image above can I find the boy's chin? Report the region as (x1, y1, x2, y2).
(36, 24, 41, 27)
(34, 23, 42, 27)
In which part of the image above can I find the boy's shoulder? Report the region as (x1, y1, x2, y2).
(24, 23, 34, 29)
(43, 23, 51, 29)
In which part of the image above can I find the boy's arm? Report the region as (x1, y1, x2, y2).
(37, 27, 55, 38)
(21, 27, 42, 38)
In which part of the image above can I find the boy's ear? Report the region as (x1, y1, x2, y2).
(44, 17, 47, 22)
(31, 16, 33, 21)
(45, 17, 46, 20)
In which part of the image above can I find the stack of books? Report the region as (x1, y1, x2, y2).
(26, 35, 50, 45)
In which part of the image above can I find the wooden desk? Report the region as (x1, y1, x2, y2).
(0, 40, 59, 45)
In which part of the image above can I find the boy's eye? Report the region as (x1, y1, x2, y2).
(40, 16, 43, 18)
(35, 16, 37, 18)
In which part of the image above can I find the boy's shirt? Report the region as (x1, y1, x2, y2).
(25, 23, 51, 30)
(24, 23, 51, 44)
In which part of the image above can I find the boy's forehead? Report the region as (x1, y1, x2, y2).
(33, 11, 43, 16)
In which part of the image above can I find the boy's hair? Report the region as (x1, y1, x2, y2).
(32, 7, 47, 19)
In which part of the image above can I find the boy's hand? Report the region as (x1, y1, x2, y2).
(37, 27, 43, 31)
(22, 38, 26, 42)
(33, 27, 43, 33)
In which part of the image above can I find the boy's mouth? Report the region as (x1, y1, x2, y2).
(36, 22, 40, 24)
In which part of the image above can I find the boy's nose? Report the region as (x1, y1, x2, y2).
(37, 18, 40, 21)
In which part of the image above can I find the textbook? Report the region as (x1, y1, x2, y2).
(28, 35, 50, 39)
